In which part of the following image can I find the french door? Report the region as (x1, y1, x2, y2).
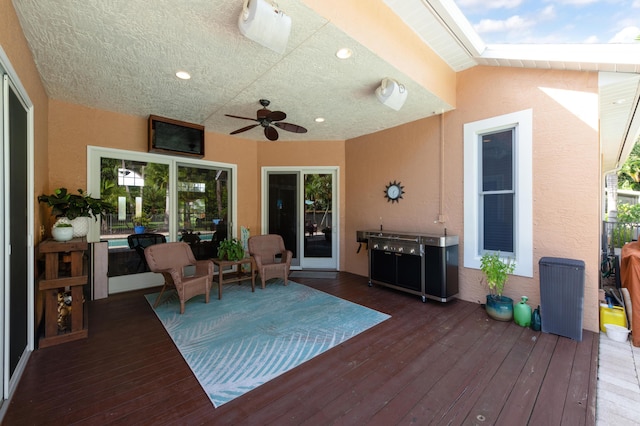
(263, 168, 338, 270)
(88, 147, 235, 293)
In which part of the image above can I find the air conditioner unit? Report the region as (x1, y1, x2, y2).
(376, 78, 408, 111)
(238, 0, 291, 54)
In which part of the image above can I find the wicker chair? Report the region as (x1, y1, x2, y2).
(248, 234, 292, 289)
(144, 242, 214, 314)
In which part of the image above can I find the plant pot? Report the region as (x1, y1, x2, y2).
(134, 226, 146, 234)
(51, 226, 74, 242)
(486, 294, 514, 321)
(70, 216, 90, 237)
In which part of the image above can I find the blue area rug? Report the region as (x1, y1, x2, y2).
(145, 280, 390, 407)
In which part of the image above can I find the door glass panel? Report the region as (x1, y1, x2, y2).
(268, 173, 298, 261)
(176, 165, 229, 260)
(100, 158, 169, 277)
(304, 173, 332, 258)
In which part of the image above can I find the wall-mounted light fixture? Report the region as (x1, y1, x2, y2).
(238, 0, 291, 54)
(375, 78, 408, 111)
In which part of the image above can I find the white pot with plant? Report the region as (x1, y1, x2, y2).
(38, 187, 112, 238)
(51, 222, 74, 242)
(480, 252, 516, 321)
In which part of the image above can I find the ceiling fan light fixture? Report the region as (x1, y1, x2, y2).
(375, 77, 408, 111)
(238, 0, 291, 54)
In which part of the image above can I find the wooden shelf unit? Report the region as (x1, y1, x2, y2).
(38, 238, 89, 348)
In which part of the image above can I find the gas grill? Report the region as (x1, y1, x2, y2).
(358, 230, 459, 302)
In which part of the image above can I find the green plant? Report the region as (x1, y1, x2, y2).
(217, 238, 245, 261)
(480, 252, 516, 298)
(54, 222, 73, 228)
(38, 187, 112, 220)
(131, 213, 152, 227)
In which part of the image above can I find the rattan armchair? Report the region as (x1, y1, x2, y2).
(248, 234, 292, 289)
(144, 242, 214, 314)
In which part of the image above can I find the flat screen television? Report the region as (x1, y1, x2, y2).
(148, 115, 205, 158)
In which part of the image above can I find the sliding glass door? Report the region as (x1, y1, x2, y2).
(88, 147, 234, 293)
(264, 168, 337, 270)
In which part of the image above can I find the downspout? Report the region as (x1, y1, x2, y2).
(438, 111, 447, 226)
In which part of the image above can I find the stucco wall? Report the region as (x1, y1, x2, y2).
(345, 66, 601, 332)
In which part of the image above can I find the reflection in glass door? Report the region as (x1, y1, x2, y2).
(100, 158, 170, 278)
(266, 169, 337, 270)
(268, 173, 298, 265)
(176, 164, 229, 260)
(303, 173, 333, 260)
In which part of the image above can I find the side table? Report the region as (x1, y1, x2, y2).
(212, 257, 256, 299)
(37, 238, 89, 347)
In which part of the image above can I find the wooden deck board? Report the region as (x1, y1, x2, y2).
(3, 272, 598, 425)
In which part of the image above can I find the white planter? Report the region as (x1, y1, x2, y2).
(51, 226, 74, 242)
(70, 216, 91, 237)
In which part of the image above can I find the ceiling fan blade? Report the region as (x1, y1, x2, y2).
(274, 122, 308, 134)
(264, 126, 279, 141)
(225, 114, 258, 122)
(256, 108, 271, 120)
(267, 111, 286, 122)
(230, 124, 259, 135)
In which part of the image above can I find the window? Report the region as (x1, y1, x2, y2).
(87, 146, 236, 292)
(464, 109, 533, 277)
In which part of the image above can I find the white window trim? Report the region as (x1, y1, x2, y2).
(463, 109, 533, 277)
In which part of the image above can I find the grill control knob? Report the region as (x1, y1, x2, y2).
(398, 247, 404, 252)
(410, 248, 416, 254)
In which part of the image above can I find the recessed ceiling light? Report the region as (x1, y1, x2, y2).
(315, 117, 325, 123)
(613, 98, 626, 104)
(335, 48, 352, 59)
(176, 71, 191, 80)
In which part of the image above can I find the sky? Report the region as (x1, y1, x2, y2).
(454, 0, 640, 44)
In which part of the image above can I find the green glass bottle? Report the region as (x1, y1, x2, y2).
(514, 296, 532, 327)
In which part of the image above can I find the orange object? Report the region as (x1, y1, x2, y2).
(619, 241, 640, 347)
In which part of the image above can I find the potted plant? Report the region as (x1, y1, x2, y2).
(51, 222, 74, 242)
(38, 187, 112, 237)
(217, 238, 245, 261)
(480, 252, 516, 321)
(131, 213, 152, 234)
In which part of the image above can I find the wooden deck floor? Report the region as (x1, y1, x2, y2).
(4, 272, 597, 425)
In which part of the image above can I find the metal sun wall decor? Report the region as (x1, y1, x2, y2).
(384, 180, 405, 203)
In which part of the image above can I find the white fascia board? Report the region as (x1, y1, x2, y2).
(481, 44, 640, 66)
(425, 0, 486, 56)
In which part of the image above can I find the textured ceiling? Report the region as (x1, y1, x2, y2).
(12, 0, 454, 141)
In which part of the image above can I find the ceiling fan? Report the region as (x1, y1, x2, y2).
(225, 99, 307, 141)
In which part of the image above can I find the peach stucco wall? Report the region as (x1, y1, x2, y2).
(1, 0, 50, 245)
(344, 66, 601, 332)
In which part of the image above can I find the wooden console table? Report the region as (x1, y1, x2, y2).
(212, 257, 255, 299)
(38, 238, 88, 348)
